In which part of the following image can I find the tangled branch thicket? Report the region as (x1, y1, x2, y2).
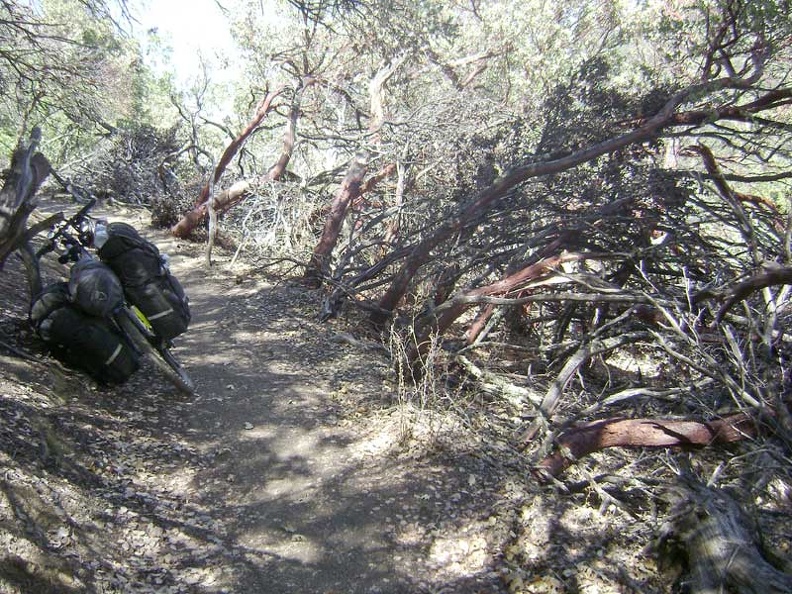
(65, 123, 196, 227)
(83, 3, 790, 502)
(2, 1, 792, 591)
(199, 59, 792, 463)
(220, 52, 792, 492)
(220, 178, 323, 262)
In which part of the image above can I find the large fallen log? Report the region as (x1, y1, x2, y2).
(655, 475, 792, 594)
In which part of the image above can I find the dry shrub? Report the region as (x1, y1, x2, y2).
(220, 179, 324, 261)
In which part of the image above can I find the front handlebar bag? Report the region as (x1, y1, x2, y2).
(98, 222, 190, 340)
(68, 259, 125, 318)
(30, 282, 140, 385)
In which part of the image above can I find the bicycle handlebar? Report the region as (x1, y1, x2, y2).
(35, 198, 96, 260)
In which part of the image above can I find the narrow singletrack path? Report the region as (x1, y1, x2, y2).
(1, 199, 510, 594)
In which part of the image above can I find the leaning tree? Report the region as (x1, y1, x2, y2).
(168, 0, 792, 481)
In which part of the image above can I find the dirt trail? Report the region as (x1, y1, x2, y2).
(0, 200, 511, 594)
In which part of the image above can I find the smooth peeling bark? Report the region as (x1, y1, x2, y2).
(534, 412, 761, 480)
(304, 153, 368, 285)
(405, 246, 583, 371)
(171, 86, 286, 238)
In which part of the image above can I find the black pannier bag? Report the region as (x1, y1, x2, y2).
(68, 258, 125, 318)
(30, 282, 140, 385)
(97, 222, 190, 340)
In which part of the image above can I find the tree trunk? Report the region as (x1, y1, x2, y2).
(303, 58, 404, 286)
(303, 152, 368, 286)
(656, 475, 792, 594)
(170, 86, 286, 238)
(0, 129, 51, 282)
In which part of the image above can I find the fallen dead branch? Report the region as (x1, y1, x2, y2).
(455, 354, 542, 407)
(518, 331, 652, 446)
(171, 85, 287, 238)
(692, 266, 792, 323)
(533, 411, 766, 480)
(655, 473, 792, 594)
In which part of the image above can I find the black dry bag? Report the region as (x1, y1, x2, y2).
(68, 259, 125, 318)
(30, 282, 140, 385)
(97, 222, 190, 340)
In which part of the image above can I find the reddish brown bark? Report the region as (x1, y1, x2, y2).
(171, 86, 285, 238)
(458, 232, 581, 344)
(464, 303, 497, 344)
(304, 60, 403, 286)
(692, 266, 792, 322)
(303, 153, 368, 285)
(371, 78, 788, 328)
(311, 164, 397, 276)
(683, 143, 792, 319)
(198, 87, 284, 207)
(359, 163, 396, 196)
(534, 412, 762, 480)
(406, 243, 583, 369)
(432, 250, 579, 338)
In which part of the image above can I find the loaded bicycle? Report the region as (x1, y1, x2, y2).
(31, 197, 195, 395)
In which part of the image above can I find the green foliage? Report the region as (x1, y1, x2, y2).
(0, 0, 178, 169)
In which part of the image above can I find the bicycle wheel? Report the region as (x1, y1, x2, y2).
(115, 308, 195, 395)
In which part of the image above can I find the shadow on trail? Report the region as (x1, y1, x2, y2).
(154, 275, 507, 593)
(0, 235, 506, 593)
